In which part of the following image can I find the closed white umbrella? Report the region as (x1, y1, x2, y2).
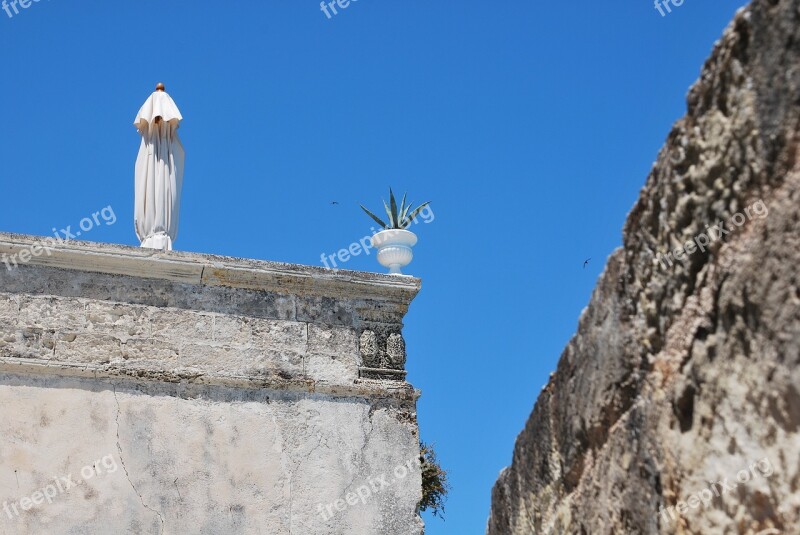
(134, 83, 185, 250)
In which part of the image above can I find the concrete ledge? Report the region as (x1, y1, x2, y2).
(0, 232, 421, 303)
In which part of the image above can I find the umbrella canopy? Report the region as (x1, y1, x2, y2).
(134, 83, 185, 250)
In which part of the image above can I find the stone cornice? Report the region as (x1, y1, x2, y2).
(0, 232, 421, 306)
(0, 357, 421, 401)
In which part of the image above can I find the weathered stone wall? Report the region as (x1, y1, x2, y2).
(0, 235, 424, 534)
(488, 1, 800, 533)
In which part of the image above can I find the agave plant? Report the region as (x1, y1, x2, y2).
(360, 189, 431, 230)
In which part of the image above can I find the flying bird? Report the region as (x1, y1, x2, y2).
(583, 258, 591, 268)
(330, 201, 339, 205)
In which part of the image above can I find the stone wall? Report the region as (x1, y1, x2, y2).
(0, 234, 424, 534)
(488, 1, 800, 533)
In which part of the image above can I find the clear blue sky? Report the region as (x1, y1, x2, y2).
(0, 1, 748, 532)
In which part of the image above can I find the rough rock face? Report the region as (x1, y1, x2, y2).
(488, 1, 800, 533)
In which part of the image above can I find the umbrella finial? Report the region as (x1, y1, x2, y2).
(156, 82, 165, 92)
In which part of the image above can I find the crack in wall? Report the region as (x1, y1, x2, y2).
(113, 385, 165, 534)
(287, 434, 327, 535)
(341, 406, 375, 498)
(304, 323, 309, 376)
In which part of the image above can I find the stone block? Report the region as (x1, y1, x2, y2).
(305, 354, 358, 384)
(54, 333, 122, 364)
(85, 301, 150, 338)
(0, 294, 19, 327)
(150, 308, 214, 347)
(308, 324, 358, 359)
(247, 318, 307, 353)
(121, 338, 179, 363)
(296, 296, 353, 326)
(18, 296, 86, 331)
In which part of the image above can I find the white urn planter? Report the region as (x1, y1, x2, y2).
(370, 229, 418, 275)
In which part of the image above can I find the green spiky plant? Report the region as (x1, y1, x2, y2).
(360, 188, 431, 230)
